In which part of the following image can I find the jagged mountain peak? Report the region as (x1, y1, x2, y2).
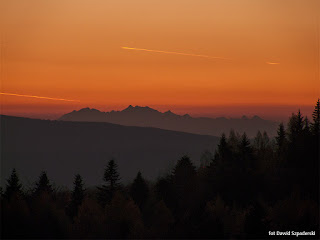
(78, 107, 101, 113)
(122, 105, 160, 113)
(164, 110, 176, 115)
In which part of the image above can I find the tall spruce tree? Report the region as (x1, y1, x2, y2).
(171, 155, 197, 215)
(275, 123, 288, 164)
(67, 174, 85, 219)
(288, 110, 304, 143)
(172, 155, 196, 183)
(98, 159, 121, 205)
(276, 123, 286, 148)
(303, 117, 312, 139)
(228, 129, 240, 151)
(311, 99, 320, 135)
(130, 171, 149, 209)
(239, 133, 253, 169)
(287, 110, 306, 167)
(212, 133, 232, 169)
(4, 168, 23, 200)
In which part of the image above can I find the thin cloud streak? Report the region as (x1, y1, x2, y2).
(266, 62, 280, 65)
(0, 92, 80, 102)
(122, 47, 230, 60)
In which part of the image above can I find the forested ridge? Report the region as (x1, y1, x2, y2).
(1, 100, 319, 239)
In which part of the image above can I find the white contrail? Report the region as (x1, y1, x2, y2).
(0, 92, 80, 102)
(122, 46, 230, 60)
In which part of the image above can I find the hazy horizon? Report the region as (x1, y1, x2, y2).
(0, 103, 315, 122)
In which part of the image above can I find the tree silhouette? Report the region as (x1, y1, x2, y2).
(4, 168, 23, 200)
(155, 175, 174, 210)
(130, 171, 149, 209)
(239, 133, 253, 170)
(275, 123, 288, 166)
(228, 129, 240, 151)
(34, 171, 53, 195)
(311, 99, 320, 135)
(213, 133, 232, 165)
(288, 110, 304, 143)
(276, 123, 287, 152)
(287, 110, 307, 168)
(171, 155, 197, 216)
(172, 155, 196, 183)
(98, 159, 121, 205)
(67, 174, 85, 219)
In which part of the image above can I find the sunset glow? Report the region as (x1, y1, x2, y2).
(0, 0, 319, 120)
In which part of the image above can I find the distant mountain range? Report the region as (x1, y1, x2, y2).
(59, 106, 278, 137)
(1, 115, 218, 188)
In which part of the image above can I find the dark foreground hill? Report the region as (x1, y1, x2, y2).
(0, 115, 218, 188)
(59, 106, 278, 137)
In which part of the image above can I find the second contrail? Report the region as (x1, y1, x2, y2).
(122, 47, 230, 60)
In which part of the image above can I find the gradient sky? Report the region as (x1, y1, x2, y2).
(0, 0, 319, 120)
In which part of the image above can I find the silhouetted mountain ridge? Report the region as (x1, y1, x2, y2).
(59, 106, 278, 137)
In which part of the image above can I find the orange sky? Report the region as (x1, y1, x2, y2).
(0, 0, 319, 120)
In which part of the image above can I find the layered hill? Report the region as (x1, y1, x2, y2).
(1, 115, 218, 188)
(59, 106, 278, 137)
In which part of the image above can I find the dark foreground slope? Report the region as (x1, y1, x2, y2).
(0, 115, 218, 188)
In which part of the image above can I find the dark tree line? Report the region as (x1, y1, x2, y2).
(1, 99, 319, 239)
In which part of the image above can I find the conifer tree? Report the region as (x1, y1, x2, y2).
(34, 171, 53, 195)
(67, 174, 85, 219)
(130, 171, 149, 209)
(275, 123, 287, 159)
(239, 133, 251, 153)
(212, 133, 232, 168)
(288, 110, 304, 143)
(4, 168, 23, 200)
(276, 123, 286, 146)
(171, 155, 197, 214)
(296, 109, 304, 131)
(303, 117, 312, 139)
(228, 129, 240, 151)
(239, 133, 254, 170)
(172, 155, 196, 182)
(98, 159, 121, 205)
(287, 110, 306, 167)
(311, 99, 320, 135)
